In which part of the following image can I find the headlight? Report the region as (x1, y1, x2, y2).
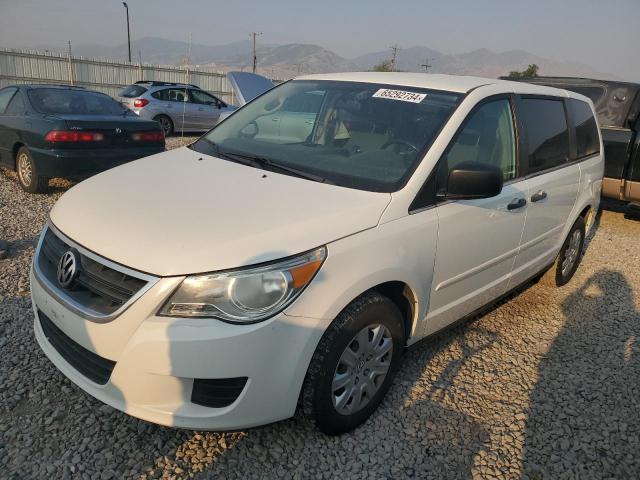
(159, 246, 326, 323)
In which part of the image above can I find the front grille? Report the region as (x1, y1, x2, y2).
(38, 310, 116, 385)
(191, 377, 248, 408)
(37, 227, 148, 316)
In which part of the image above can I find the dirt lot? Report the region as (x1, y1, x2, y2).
(1, 138, 639, 479)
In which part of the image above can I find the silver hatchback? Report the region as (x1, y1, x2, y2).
(119, 82, 236, 136)
(119, 72, 275, 137)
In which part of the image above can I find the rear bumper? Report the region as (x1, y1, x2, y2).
(30, 146, 165, 178)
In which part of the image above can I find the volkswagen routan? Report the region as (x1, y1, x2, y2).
(31, 73, 603, 434)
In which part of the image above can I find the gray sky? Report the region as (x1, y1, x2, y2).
(1, 0, 638, 81)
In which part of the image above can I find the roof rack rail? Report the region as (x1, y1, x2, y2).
(134, 80, 200, 88)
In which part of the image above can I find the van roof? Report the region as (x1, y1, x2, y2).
(295, 72, 588, 99)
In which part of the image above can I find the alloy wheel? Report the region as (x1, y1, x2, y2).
(158, 117, 171, 135)
(17, 152, 33, 187)
(332, 324, 393, 415)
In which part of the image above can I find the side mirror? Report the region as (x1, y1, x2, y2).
(442, 161, 503, 200)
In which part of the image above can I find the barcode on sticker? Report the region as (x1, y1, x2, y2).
(372, 89, 427, 103)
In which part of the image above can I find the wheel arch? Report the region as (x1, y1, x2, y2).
(368, 281, 418, 343)
(10, 142, 26, 170)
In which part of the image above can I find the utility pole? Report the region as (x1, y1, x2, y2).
(251, 32, 262, 73)
(138, 50, 143, 80)
(122, 2, 131, 62)
(420, 57, 432, 72)
(67, 40, 74, 86)
(389, 45, 399, 72)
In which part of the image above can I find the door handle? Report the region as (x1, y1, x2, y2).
(271, 117, 279, 122)
(198, 107, 204, 111)
(531, 190, 548, 202)
(507, 198, 527, 210)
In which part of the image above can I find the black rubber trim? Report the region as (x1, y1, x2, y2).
(191, 377, 248, 408)
(38, 310, 115, 385)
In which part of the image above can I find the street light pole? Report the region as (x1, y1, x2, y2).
(122, 2, 131, 63)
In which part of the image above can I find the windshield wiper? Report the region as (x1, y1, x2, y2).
(217, 150, 330, 184)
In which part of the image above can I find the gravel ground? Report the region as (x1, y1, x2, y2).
(1, 139, 639, 479)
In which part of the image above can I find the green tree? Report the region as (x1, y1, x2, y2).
(507, 64, 539, 78)
(372, 60, 393, 72)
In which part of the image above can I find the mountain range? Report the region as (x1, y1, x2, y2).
(42, 36, 614, 80)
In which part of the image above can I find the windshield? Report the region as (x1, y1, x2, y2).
(191, 80, 462, 192)
(28, 88, 128, 115)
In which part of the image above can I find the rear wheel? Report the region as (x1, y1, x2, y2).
(16, 147, 48, 194)
(542, 216, 586, 287)
(302, 292, 404, 435)
(154, 115, 173, 137)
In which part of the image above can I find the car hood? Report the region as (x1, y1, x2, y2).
(50, 147, 391, 276)
(226, 71, 274, 106)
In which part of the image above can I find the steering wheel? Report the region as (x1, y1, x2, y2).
(381, 139, 419, 154)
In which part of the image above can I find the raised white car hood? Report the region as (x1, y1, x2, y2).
(50, 147, 391, 276)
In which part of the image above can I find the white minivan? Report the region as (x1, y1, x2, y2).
(31, 73, 603, 435)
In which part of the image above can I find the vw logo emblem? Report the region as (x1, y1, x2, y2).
(57, 250, 79, 289)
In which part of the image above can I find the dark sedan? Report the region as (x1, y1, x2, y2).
(0, 84, 165, 193)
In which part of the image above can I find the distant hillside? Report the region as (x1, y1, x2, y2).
(33, 37, 616, 81)
(353, 46, 617, 80)
(220, 44, 360, 78)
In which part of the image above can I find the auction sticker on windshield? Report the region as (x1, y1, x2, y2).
(372, 89, 427, 103)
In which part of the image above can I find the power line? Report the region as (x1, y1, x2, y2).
(421, 57, 432, 72)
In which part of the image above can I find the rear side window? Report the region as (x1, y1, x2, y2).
(151, 88, 188, 102)
(120, 85, 148, 98)
(0, 88, 17, 113)
(520, 98, 569, 174)
(569, 99, 600, 158)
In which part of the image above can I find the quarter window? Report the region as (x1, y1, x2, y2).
(568, 99, 600, 158)
(4, 91, 25, 115)
(444, 99, 517, 181)
(520, 98, 569, 174)
(0, 88, 17, 114)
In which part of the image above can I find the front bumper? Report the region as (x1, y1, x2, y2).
(31, 266, 326, 430)
(30, 145, 165, 179)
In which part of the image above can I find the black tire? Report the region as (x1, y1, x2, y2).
(542, 216, 586, 287)
(154, 115, 173, 137)
(302, 292, 405, 435)
(15, 146, 49, 193)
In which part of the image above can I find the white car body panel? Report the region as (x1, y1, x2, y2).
(32, 73, 604, 430)
(49, 147, 391, 276)
(425, 182, 529, 334)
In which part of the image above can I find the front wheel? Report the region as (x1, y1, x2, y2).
(302, 292, 405, 435)
(16, 147, 49, 193)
